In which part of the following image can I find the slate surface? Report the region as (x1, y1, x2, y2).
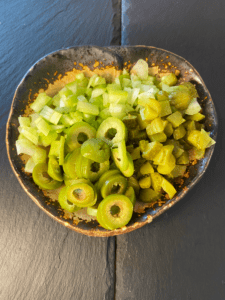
(1, 0, 225, 299)
(0, 1, 119, 299)
(118, 0, 225, 299)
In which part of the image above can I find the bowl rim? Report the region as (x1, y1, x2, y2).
(6, 45, 218, 237)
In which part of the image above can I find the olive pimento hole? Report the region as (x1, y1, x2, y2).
(77, 132, 88, 144)
(110, 205, 121, 217)
(105, 128, 117, 140)
(91, 162, 100, 173)
(111, 184, 121, 194)
(42, 172, 52, 182)
(73, 188, 86, 200)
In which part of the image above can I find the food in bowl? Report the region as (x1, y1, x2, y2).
(14, 58, 216, 230)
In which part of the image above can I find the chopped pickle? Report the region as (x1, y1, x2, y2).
(139, 188, 161, 203)
(139, 176, 151, 189)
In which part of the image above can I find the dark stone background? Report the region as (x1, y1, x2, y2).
(1, 0, 225, 299)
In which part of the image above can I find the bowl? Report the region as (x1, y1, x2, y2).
(6, 46, 218, 237)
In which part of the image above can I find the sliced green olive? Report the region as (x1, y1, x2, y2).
(112, 140, 129, 171)
(81, 157, 110, 182)
(97, 169, 121, 191)
(125, 186, 136, 206)
(58, 186, 81, 212)
(63, 148, 80, 179)
(121, 152, 134, 177)
(67, 182, 96, 207)
(48, 156, 63, 182)
(32, 163, 62, 190)
(101, 173, 128, 198)
(127, 176, 140, 196)
(97, 194, 133, 230)
(65, 121, 96, 152)
(96, 117, 127, 146)
(80, 138, 110, 163)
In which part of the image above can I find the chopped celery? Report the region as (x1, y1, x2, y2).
(76, 101, 99, 116)
(34, 116, 52, 136)
(40, 106, 62, 125)
(20, 126, 39, 145)
(16, 138, 37, 156)
(30, 93, 52, 113)
(18, 116, 31, 127)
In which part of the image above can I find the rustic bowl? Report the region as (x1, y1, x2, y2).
(6, 46, 218, 237)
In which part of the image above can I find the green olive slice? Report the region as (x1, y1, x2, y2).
(48, 156, 63, 182)
(65, 121, 96, 152)
(81, 157, 110, 182)
(100, 173, 128, 198)
(67, 183, 96, 207)
(97, 194, 133, 230)
(32, 163, 62, 190)
(124, 186, 136, 206)
(58, 186, 81, 213)
(63, 148, 80, 179)
(96, 117, 127, 146)
(80, 138, 110, 163)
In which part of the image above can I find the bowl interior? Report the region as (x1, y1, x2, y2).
(6, 46, 218, 236)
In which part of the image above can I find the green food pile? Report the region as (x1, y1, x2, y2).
(16, 59, 215, 230)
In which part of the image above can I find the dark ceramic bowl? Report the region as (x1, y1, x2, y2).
(6, 46, 218, 237)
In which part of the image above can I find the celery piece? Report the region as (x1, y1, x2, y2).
(76, 101, 99, 116)
(122, 78, 132, 88)
(33, 147, 47, 165)
(109, 104, 127, 120)
(24, 157, 35, 173)
(139, 188, 161, 203)
(91, 86, 106, 98)
(65, 80, 78, 94)
(139, 176, 151, 189)
(77, 95, 88, 102)
(99, 108, 111, 120)
(20, 126, 39, 145)
(34, 116, 52, 136)
(51, 125, 65, 133)
(30, 93, 52, 113)
(83, 114, 96, 124)
(49, 141, 60, 157)
(130, 147, 141, 160)
(39, 130, 58, 147)
(59, 136, 65, 166)
(149, 132, 167, 143)
(40, 106, 62, 125)
(185, 98, 201, 115)
(146, 117, 164, 136)
(52, 94, 61, 107)
(30, 113, 40, 127)
(106, 83, 122, 92)
(161, 178, 177, 199)
(173, 125, 186, 140)
(164, 122, 174, 137)
(18, 116, 31, 127)
(159, 100, 172, 117)
(60, 114, 76, 127)
(58, 86, 73, 98)
(166, 111, 186, 128)
(129, 88, 140, 107)
(142, 141, 163, 160)
(186, 113, 205, 122)
(15, 138, 37, 156)
(161, 73, 178, 86)
(150, 172, 163, 192)
(108, 90, 128, 104)
(59, 94, 78, 108)
(131, 59, 149, 80)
